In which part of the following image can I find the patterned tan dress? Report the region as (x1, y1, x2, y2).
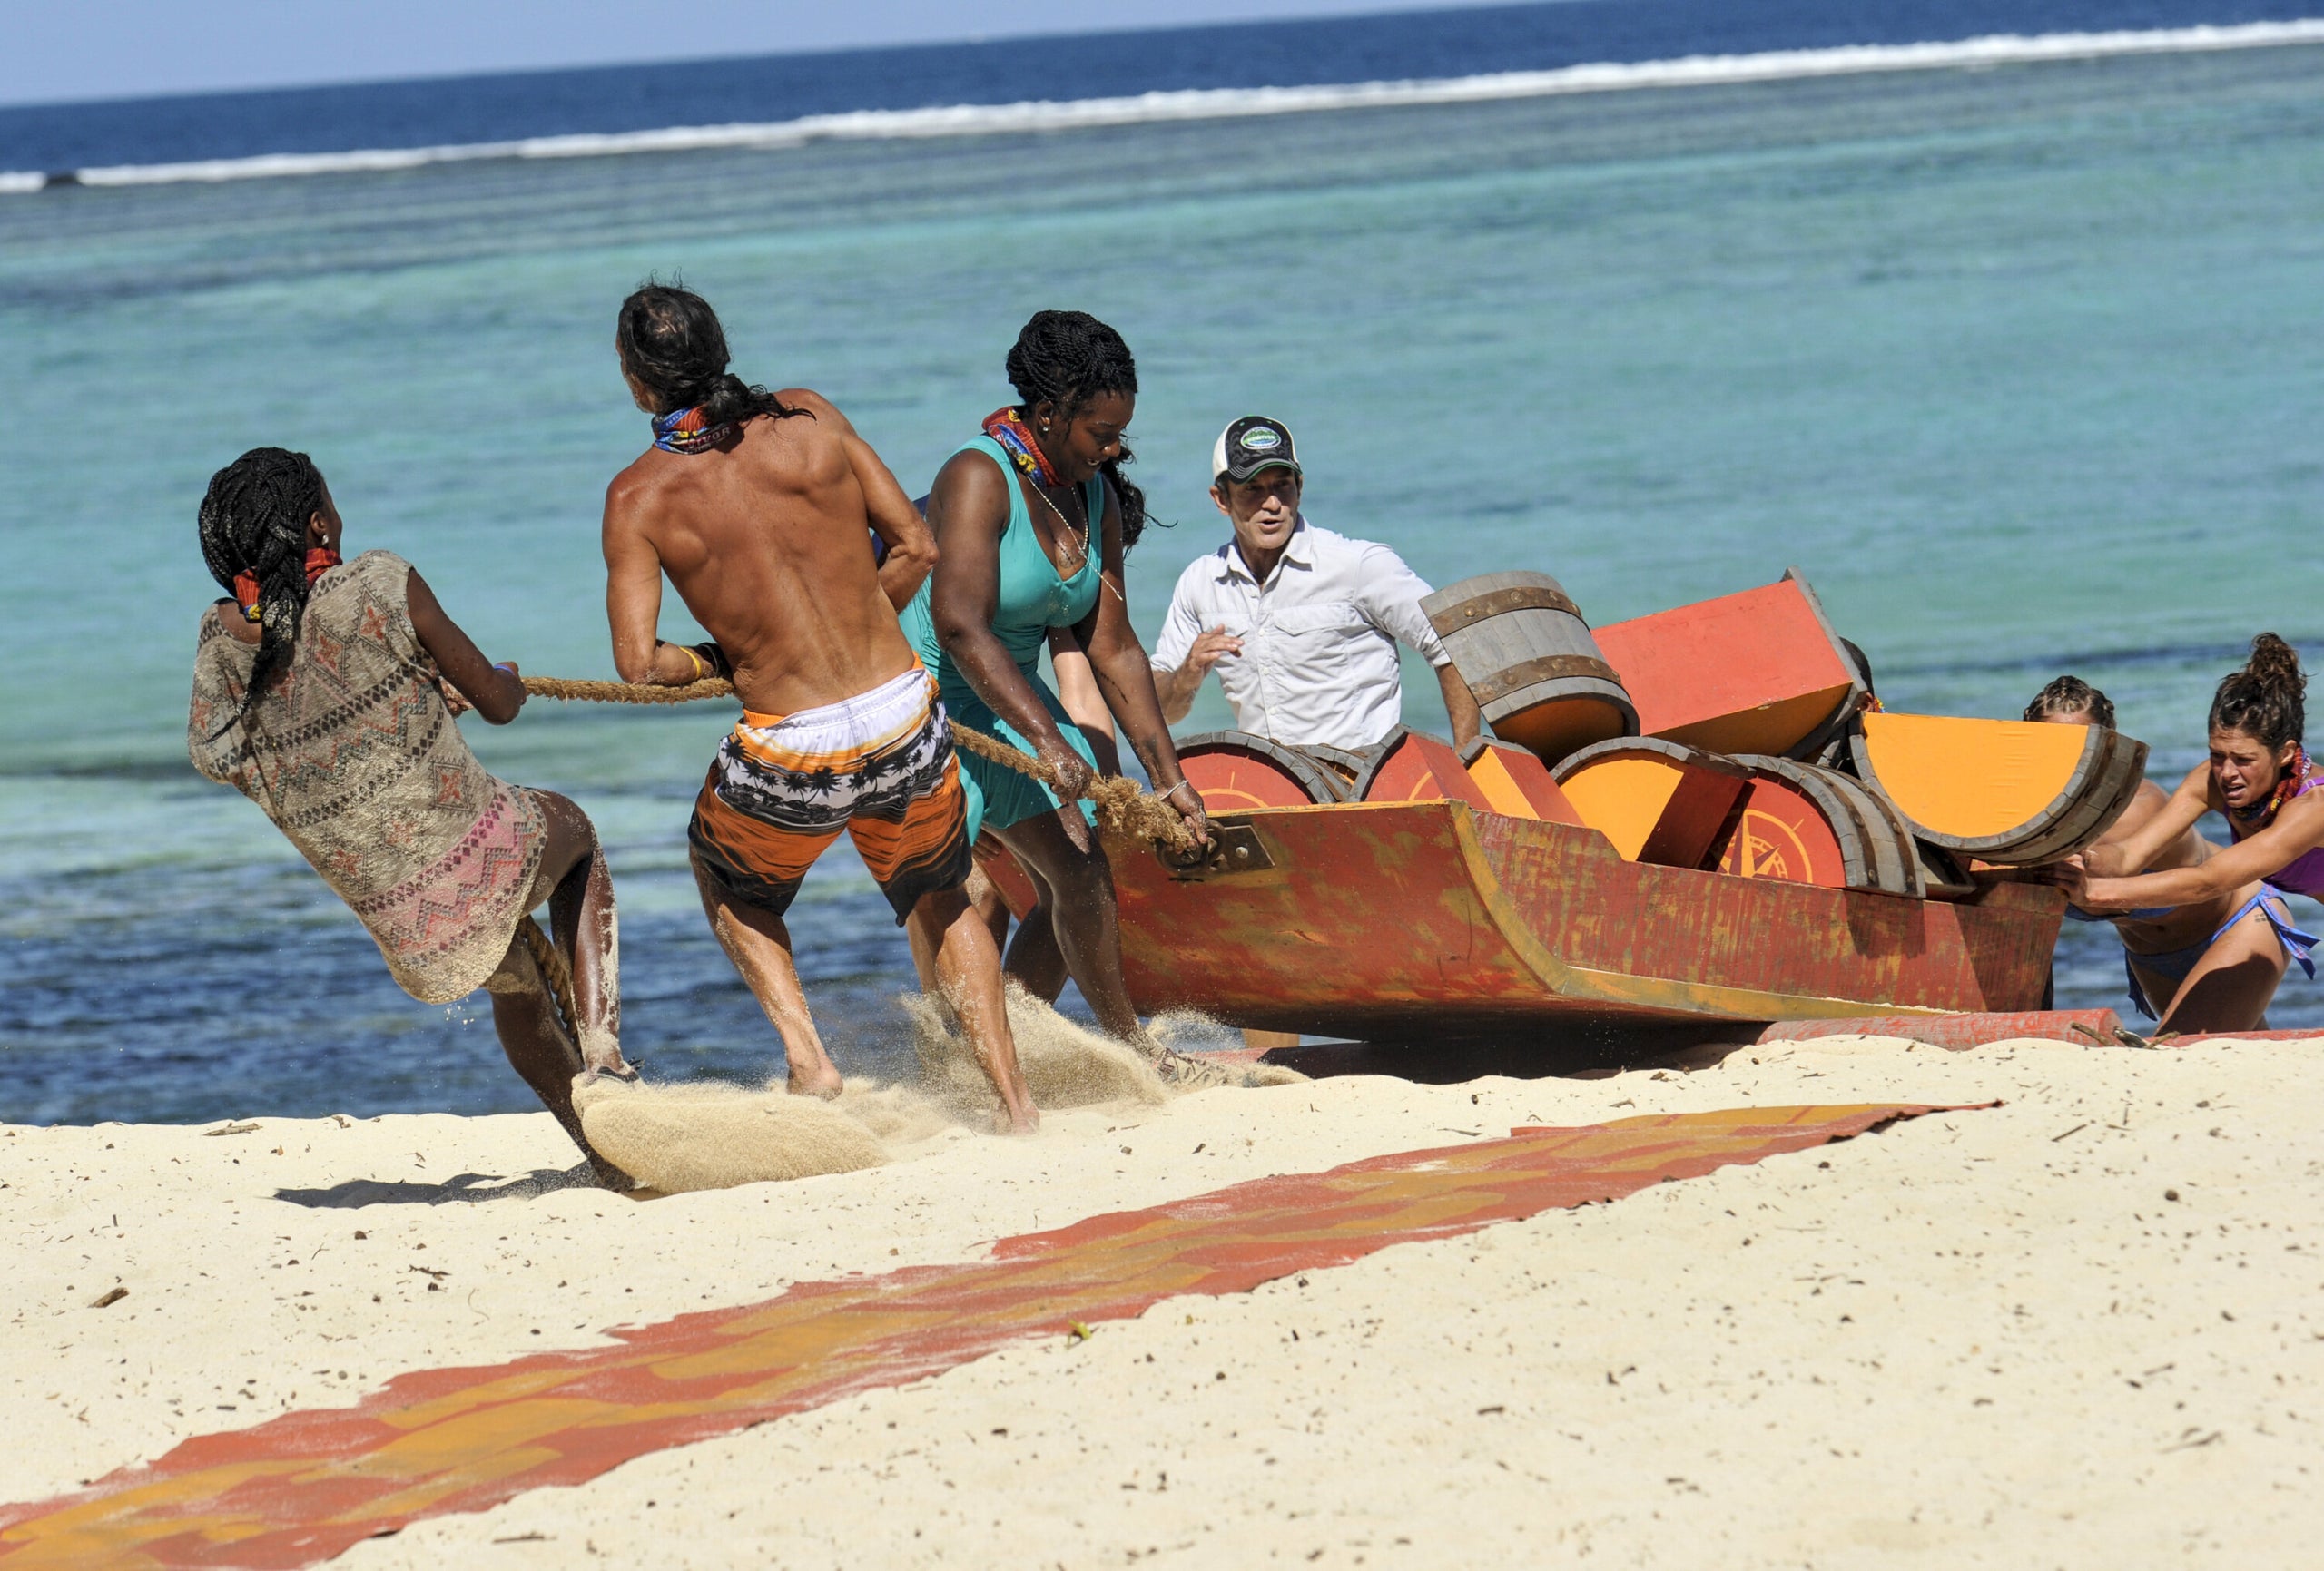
(187, 550, 546, 1004)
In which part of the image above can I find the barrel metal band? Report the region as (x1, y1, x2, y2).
(1428, 585, 1585, 637)
(1468, 653, 1622, 707)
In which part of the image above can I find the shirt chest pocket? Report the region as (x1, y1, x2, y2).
(1261, 602, 1373, 645)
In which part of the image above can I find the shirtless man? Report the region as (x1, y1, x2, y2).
(602, 284, 1037, 1131)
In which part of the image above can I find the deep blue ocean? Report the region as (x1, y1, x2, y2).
(4, 0, 2321, 1124)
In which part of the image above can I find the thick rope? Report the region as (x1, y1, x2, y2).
(522, 675, 735, 705)
(520, 674, 1200, 853)
(519, 914, 581, 1049)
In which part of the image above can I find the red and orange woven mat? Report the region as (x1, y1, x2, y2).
(0, 1104, 1975, 1569)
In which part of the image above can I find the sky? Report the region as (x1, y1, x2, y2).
(0, 0, 1491, 107)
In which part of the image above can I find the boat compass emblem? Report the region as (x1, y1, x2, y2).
(1720, 808, 1812, 883)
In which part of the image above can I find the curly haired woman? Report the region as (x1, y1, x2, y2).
(2059, 636, 2320, 1032)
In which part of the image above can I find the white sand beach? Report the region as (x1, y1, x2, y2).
(6, 1035, 2321, 1567)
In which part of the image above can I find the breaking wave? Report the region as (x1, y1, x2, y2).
(10, 20, 2324, 192)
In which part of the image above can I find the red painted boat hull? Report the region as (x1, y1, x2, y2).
(1108, 801, 2061, 1040)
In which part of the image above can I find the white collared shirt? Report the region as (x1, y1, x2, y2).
(1152, 515, 1450, 751)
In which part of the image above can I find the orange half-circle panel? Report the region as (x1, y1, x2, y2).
(1179, 752, 1321, 812)
(1556, 756, 1683, 861)
(1858, 712, 2095, 840)
(1715, 779, 1847, 888)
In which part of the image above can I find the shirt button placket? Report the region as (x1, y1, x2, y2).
(1254, 579, 1275, 732)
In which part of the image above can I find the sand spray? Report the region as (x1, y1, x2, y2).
(574, 986, 1301, 1193)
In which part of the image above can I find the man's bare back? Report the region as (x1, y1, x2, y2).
(603, 389, 938, 713)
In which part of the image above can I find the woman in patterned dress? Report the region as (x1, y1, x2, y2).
(187, 447, 634, 1183)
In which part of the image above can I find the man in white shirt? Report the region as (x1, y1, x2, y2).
(1151, 416, 1479, 751)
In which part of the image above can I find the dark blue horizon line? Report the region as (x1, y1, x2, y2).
(0, 0, 1525, 118)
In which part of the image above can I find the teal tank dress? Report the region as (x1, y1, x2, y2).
(901, 436, 1107, 844)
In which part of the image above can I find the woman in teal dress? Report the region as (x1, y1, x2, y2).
(901, 310, 1206, 1043)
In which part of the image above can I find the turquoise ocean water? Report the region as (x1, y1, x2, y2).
(5, 32, 2321, 1121)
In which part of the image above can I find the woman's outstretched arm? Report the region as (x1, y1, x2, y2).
(2082, 760, 2212, 877)
(2066, 790, 2324, 909)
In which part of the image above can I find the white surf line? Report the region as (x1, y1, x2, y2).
(12, 20, 2324, 192)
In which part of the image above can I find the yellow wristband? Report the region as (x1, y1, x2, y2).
(684, 646, 708, 682)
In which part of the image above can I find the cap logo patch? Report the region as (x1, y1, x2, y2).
(1240, 427, 1283, 451)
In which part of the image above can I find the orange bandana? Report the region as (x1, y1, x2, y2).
(233, 548, 341, 623)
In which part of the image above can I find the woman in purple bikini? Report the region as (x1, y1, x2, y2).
(2063, 635, 2319, 1031)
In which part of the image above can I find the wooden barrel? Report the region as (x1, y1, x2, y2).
(1728, 756, 1923, 897)
(1174, 731, 1343, 812)
(1551, 737, 1752, 869)
(1420, 572, 1637, 765)
(1846, 712, 2149, 864)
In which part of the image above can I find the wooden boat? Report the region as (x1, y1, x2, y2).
(1107, 799, 2061, 1042)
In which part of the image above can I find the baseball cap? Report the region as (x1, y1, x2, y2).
(1211, 416, 1301, 484)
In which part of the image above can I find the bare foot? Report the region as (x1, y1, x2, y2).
(991, 1104, 1041, 1136)
(786, 1065, 845, 1100)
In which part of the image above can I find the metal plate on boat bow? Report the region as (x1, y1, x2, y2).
(1163, 820, 1278, 881)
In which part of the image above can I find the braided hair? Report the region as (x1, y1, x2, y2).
(2024, 674, 2115, 729)
(616, 282, 807, 429)
(2211, 633, 2306, 751)
(197, 447, 325, 737)
(1004, 309, 1154, 550)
